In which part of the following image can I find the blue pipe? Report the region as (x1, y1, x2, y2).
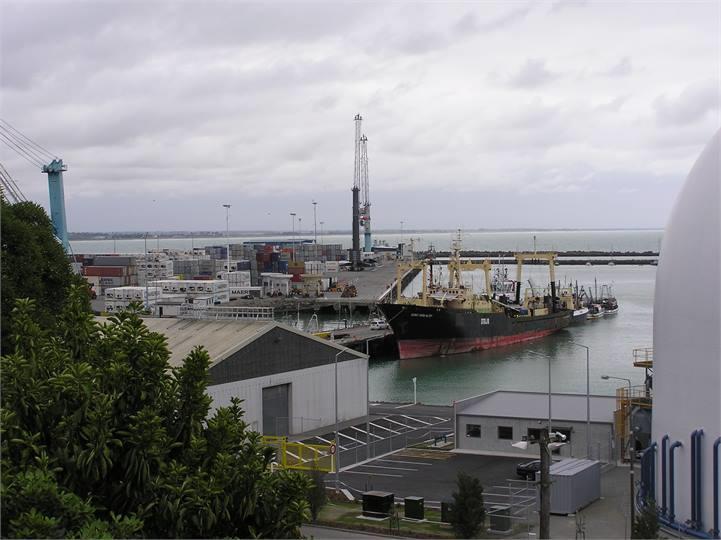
(713, 437, 720, 539)
(669, 441, 683, 522)
(692, 430, 698, 526)
(697, 429, 704, 531)
(662, 434, 670, 515)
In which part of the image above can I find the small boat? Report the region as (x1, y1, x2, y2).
(601, 297, 619, 315)
(572, 306, 589, 323)
(587, 303, 605, 319)
(585, 262, 592, 266)
(608, 261, 616, 266)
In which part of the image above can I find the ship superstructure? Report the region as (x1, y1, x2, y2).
(380, 233, 572, 359)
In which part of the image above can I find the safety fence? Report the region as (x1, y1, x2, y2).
(262, 436, 334, 473)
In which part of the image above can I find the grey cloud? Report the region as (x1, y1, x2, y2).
(654, 79, 720, 125)
(509, 59, 558, 88)
(604, 57, 632, 77)
(550, 0, 589, 13)
(453, 4, 532, 35)
(595, 95, 628, 112)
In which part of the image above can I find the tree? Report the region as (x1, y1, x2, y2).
(306, 466, 328, 521)
(0, 199, 87, 351)
(448, 472, 486, 539)
(632, 498, 659, 539)
(1, 287, 312, 538)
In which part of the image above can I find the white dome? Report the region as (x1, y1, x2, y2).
(652, 128, 720, 529)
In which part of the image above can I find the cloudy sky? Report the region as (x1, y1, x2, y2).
(1, 0, 719, 232)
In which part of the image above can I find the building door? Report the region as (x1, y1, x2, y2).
(262, 383, 290, 436)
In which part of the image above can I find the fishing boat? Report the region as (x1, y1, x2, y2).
(379, 233, 572, 360)
(599, 284, 619, 314)
(587, 303, 605, 319)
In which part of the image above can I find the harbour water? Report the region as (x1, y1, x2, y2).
(370, 263, 656, 404)
(71, 229, 662, 255)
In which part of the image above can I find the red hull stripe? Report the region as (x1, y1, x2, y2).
(397, 329, 558, 359)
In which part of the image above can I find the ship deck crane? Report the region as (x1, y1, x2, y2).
(0, 119, 70, 251)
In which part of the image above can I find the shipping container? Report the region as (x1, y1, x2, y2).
(84, 266, 126, 277)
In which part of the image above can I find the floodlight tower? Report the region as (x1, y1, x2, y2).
(360, 134, 371, 253)
(350, 114, 362, 270)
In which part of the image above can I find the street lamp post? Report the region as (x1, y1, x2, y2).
(412, 377, 417, 405)
(320, 221, 324, 245)
(223, 204, 231, 274)
(290, 212, 296, 262)
(602, 374, 635, 527)
(570, 342, 592, 458)
(527, 350, 552, 433)
(334, 349, 343, 492)
(313, 201, 318, 245)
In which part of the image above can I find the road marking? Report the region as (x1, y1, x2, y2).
(369, 421, 399, 435)
(350, 425, 383, 440)
(431, 416, 450, 422)
(342, 470, 403, 478)
(377, 459, 434, 466)
(357, 464, 418, 472)
(399, 414, 432, 425)
(394, 403, 415, 409)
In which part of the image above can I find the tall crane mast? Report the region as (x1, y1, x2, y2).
(350, 114, 362, 269)
(360, 134, 371, 252)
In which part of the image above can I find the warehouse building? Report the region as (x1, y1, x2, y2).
(140, 318, 368, 436)
(454, 391, 617, 461)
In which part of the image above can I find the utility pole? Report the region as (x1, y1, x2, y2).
(539, 428, 551, 539)
(223, 204, 231, 274)
(313, 200, 318, 245)
(320, 221, 324, 245)
(290, 212, 296, 262)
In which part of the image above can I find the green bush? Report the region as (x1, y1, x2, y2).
(1, 289, 312, 538)
(448, 472, 485, 538)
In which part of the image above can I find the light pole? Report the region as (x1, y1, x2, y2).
(320, 221, 324, 245)
(412, 377, 417, 405)
(570, 342, 591, 458)
(527, 350, 552, 433)
(313, 200, 318, 245)
(144, 233, 149, 311)
(223, 204, 231, 273)
(511, 428, 566, 539)
(602, 374, 635, 527)
(290, 212, 296, 262)
(334, 349, 343, 492)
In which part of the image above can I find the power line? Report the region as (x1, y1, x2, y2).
(0, 125, 49, 166)
(0, 132, 44, 168)
(0, 119, 57, 161)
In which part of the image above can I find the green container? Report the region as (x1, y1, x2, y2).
(404, 497, 424, 520)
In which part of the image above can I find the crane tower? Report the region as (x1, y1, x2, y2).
(350, 114, 362, 270)
(360, 134, 371, 252)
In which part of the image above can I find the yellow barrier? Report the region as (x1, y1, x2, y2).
(262, 436, 334, 472)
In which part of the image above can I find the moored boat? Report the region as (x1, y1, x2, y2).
(379, 233, 572, 359)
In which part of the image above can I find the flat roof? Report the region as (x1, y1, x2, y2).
(455, 390, 616, 424)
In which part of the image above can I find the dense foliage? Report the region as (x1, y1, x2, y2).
(1, 288, 312, 538)
(632, 498, 659, 539)
(0, 199, 87, 351)
(448, 472, 486, 539)
(306, 467, 328, 521)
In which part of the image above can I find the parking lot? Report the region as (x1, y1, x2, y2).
(336, 449, 528, 503)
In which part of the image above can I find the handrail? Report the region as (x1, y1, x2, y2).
(178, 304, 275, 321)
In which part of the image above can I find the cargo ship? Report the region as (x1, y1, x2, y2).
(379, 235, 573, 359)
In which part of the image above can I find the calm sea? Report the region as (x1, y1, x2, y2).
(370, 263, 656, 405)
(71, 229, 662, 255)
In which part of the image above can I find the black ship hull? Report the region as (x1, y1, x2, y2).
(378, 303, 571, 359)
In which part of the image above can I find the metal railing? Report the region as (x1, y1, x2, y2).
(178, 304, 275, 321)
(262, 436, 334, 472)
(633, 347, 653, 368)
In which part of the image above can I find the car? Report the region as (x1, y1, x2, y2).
(370, 318, 389, 330)
(516, 459, 541, 480)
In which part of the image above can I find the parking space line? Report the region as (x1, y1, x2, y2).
(357, 464, 418, 472)
(342, 470, 403, 478)
(369, 421, 399, 435)
(431, 416, 450, 422)
(350, 425, 383, 440)
(377, 459, 434, 466)
(398, 414, 432, 426)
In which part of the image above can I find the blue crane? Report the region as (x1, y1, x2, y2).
(0, 119, 71, 252)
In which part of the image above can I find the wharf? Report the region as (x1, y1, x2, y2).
(325, 325, 395, 355)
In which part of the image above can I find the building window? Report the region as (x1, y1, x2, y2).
(498, 426, 513, 440)
(466, 424, 481, 438)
